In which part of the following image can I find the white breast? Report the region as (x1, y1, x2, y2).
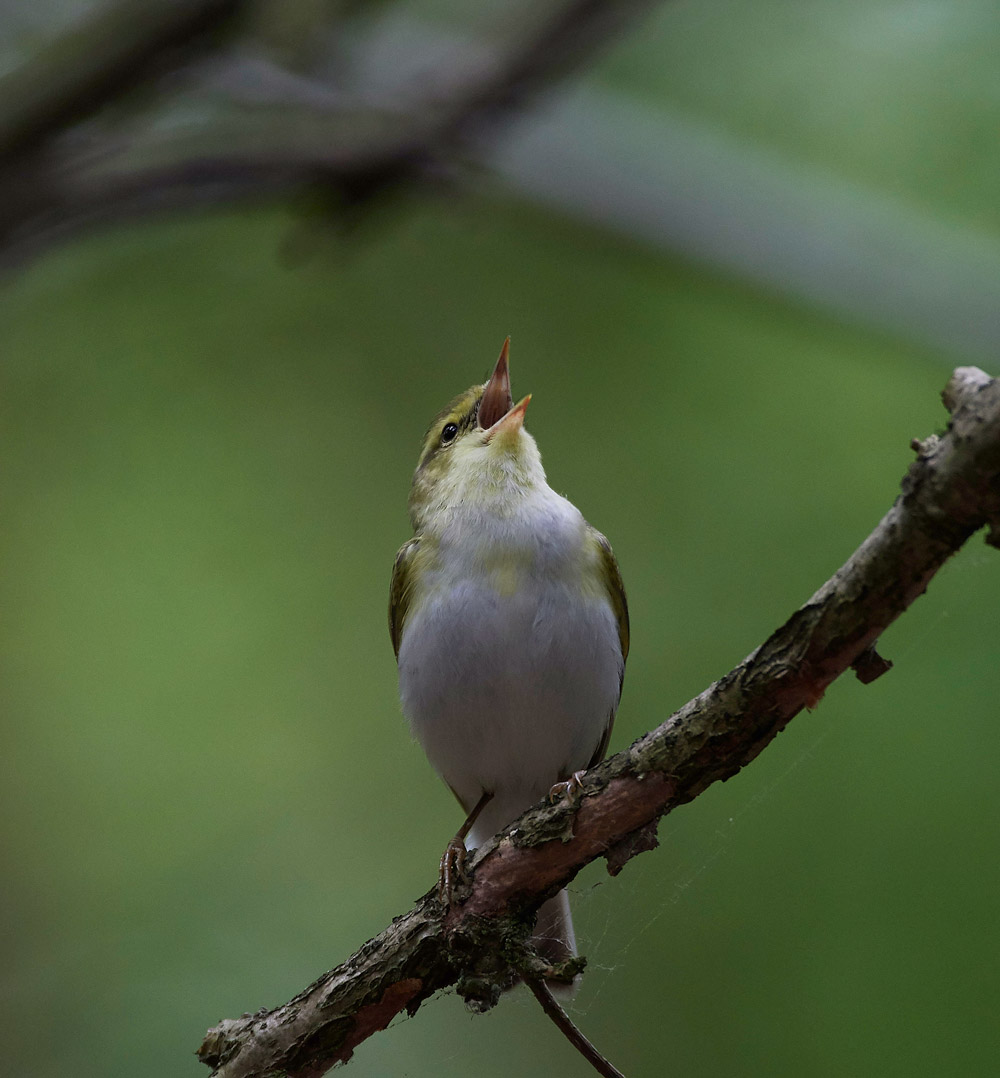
(397, 489, 623, 850)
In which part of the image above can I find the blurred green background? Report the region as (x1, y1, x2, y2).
(2, 3, 999, 1077)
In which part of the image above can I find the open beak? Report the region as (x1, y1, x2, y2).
(479, 337, 530, 439)
(479, 337, 513, 429)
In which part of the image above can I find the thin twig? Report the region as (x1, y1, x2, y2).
(525, 975, 627, 1078)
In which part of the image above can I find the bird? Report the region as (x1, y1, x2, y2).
(389, 338, 628, 990)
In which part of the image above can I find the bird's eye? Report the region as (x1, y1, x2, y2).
(441, 423, 459, 444)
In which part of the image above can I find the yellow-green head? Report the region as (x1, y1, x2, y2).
(408, 338, 543, 530)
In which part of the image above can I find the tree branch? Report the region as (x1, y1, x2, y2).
(0, 0, 662, 267)
(0, 0, 245, 163)
(198, 367, 1000, 1076)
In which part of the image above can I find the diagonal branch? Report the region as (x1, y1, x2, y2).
(198, 366, 1000, 1077)
(0, 0, 246, 163)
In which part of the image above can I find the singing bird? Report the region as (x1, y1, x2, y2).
(389, 339, 628, 986)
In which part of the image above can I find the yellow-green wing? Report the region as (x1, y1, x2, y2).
(388, 537, 421, 659)
(591, 526, 629, 667)
(587, 526, 630, 768)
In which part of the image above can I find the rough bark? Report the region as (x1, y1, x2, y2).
(198, 368, 1000, 1076)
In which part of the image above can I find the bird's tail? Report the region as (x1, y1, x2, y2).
(532, 888, 579, 997)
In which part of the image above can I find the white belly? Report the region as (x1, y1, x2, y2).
(398, 575, 622, 850)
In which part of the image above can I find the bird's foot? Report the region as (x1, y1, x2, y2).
(437, 791, 493, 906)
(438, 837, 471, 906)
(548, 770, 587, 804)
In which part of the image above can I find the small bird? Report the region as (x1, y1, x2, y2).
(389, 339, 628, 987)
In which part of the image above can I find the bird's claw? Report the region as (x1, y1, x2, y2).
(548, 769, 587, 804)
(438, 838, 471, 906)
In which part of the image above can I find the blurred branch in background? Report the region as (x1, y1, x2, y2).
(3, 2, 999, 363)
(0, 0, 244, 160)
(0, 0, 661, 265)
(199, 368, 1000, 1077)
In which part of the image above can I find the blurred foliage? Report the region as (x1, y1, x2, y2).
(603, 0, 1000, 232)
(2, 3, 999, 1078)
(422, 0, 1000, 233)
